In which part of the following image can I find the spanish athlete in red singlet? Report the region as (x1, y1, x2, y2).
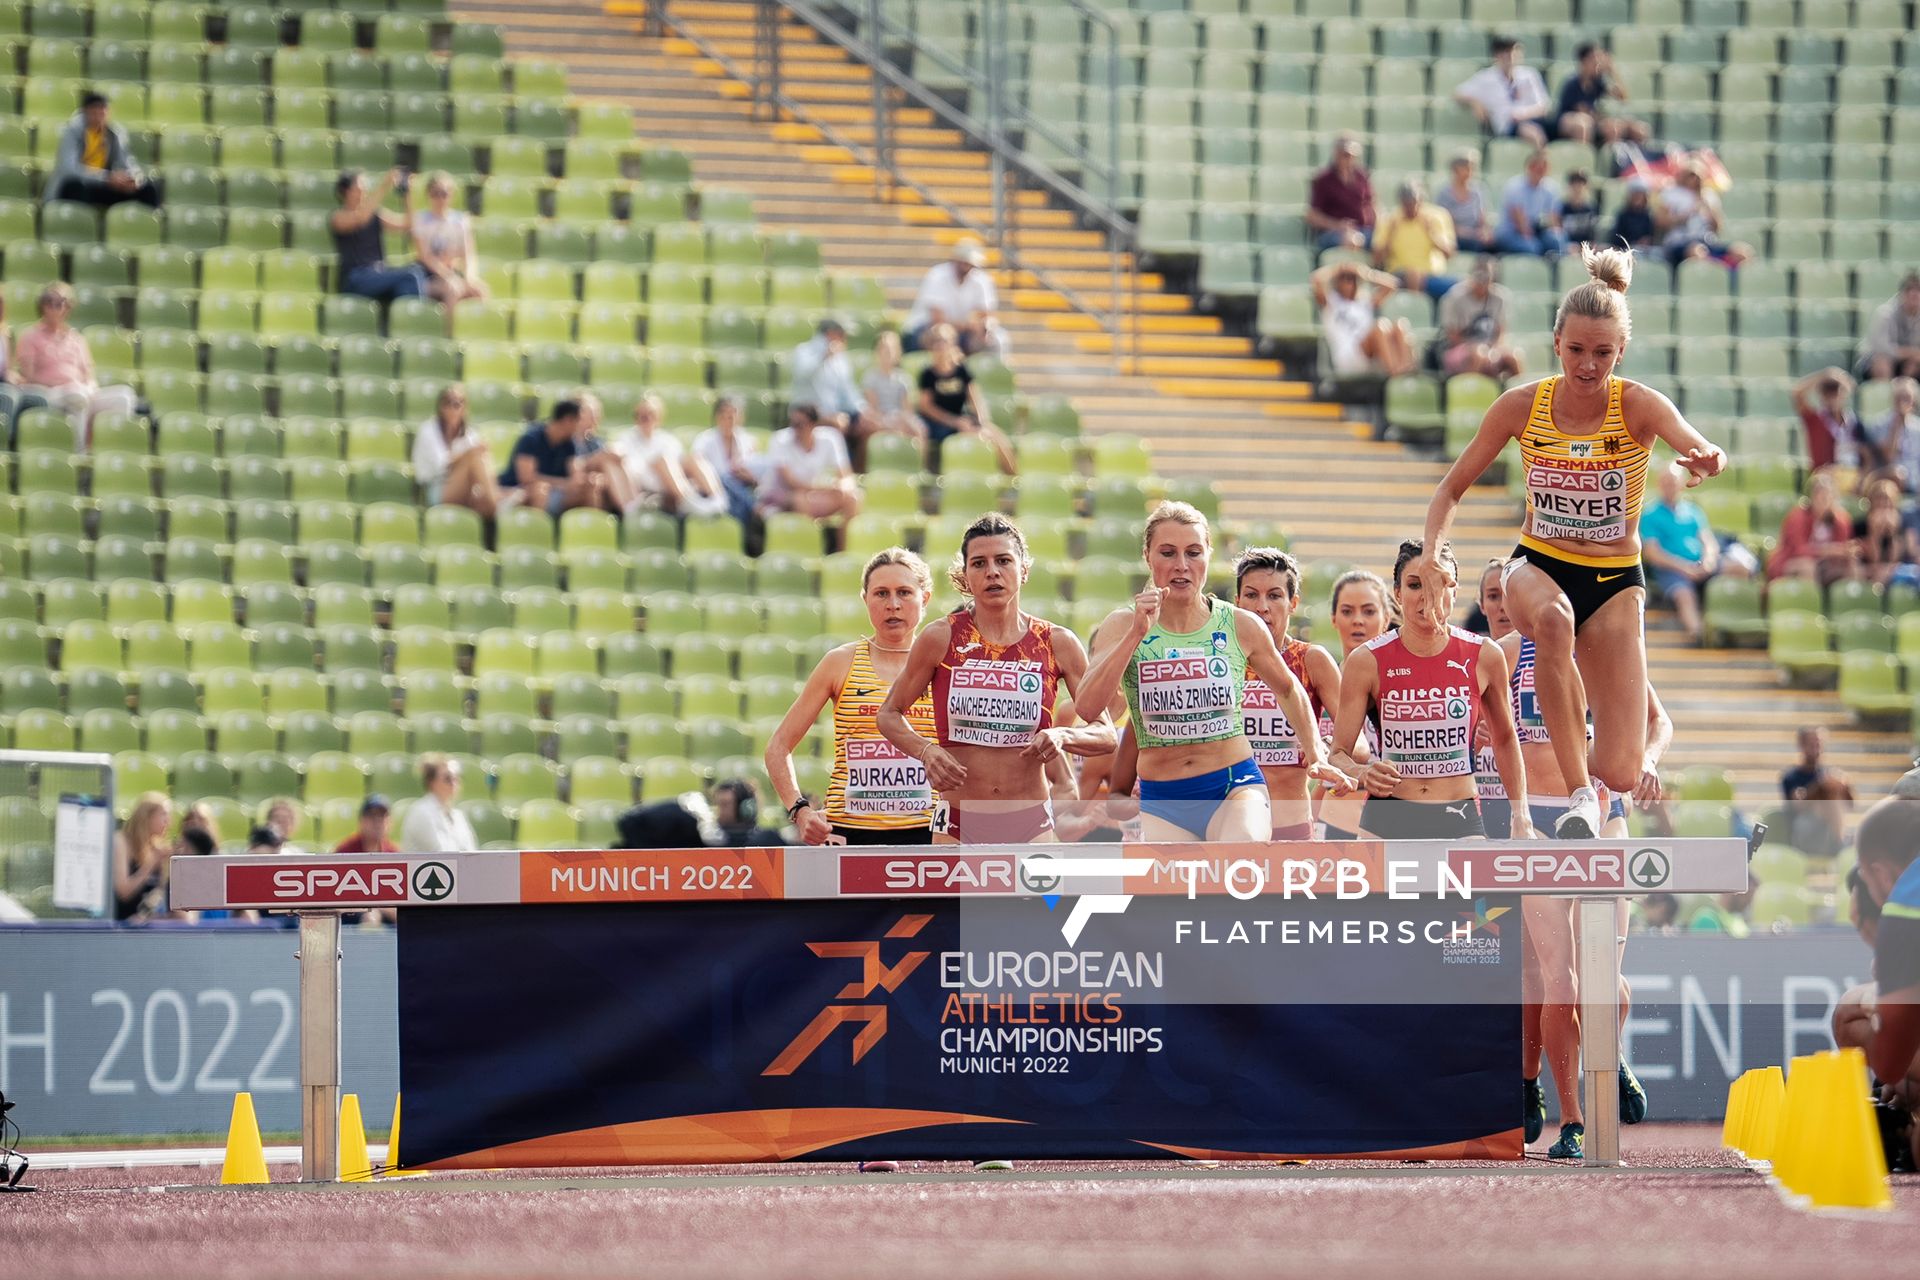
(879, 513, 1114, 844)
(1235, 548, 1341, 840)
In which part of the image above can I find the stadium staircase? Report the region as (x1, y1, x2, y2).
(464, 0, 1909, 829)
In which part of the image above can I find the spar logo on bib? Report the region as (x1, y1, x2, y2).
(1379, 686, 1473, 779)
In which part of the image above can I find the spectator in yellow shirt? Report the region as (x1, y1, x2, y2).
(1372, 180, 1458, 302)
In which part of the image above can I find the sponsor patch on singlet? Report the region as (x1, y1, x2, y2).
(843, 738, 931, 815)
(945, 659, 1045, 746)
(1137, 652, 1238, 741)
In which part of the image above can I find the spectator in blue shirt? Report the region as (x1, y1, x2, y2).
(498, 397, 634, 516)
(1641, 462, 1751, 642)
(1495, 150, 1566, 257)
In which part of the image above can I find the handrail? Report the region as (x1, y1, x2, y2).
(647, 0, 1138, 364)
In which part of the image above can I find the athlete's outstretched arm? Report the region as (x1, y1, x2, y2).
(1634, 683, 1674, 808)
(1625, 382, 1727, 484)
(1477, 638, 1533, 837)
(1419, 388, 1531, 585)
(878, 619, 967, 791)
(764, 643, 853, 845)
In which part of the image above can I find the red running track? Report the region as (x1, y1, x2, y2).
(8, 1125, 1919, 1279)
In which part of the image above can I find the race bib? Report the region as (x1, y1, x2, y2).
(1475, 745, 1506, 800)
(1243, 680, 1299, 767)
(1525, 462, 1631, 543)
(1378, 686, 1474, 779)
(945, 660, 1045, 747)
(843, 738, 931, 816)
(1137, 654, 1237, 741)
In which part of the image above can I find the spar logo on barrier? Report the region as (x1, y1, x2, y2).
(225, 861, 426, 906)
(1446, 846, 1626, 891)
(839, 853, 1020, 894)
(762, 914, 932, 1076)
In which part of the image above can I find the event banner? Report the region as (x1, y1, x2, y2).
(396, 895, 1522, 1168)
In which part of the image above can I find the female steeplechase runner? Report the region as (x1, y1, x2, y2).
(879, 513, 1113, 844)
(1331, 539, 1531, 841)
(1318, 570, 1392, 841)
(1077, 502, 1351, 842)
(1500, 624, 1672, 1156)
(766, 548, 937, 846)
(1234, 547, 1343, 841)
(1474, 560, 1516, 837)
(1409, 245, 1726, 839)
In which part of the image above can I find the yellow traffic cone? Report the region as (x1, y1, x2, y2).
(379, 1093, 428, 1178)
(219, 1092, 269, 1185)
(1771, 1053, 1825, 1199)
(339, 1093, 372, 1182)
(1722, 1069, 1754, 1153)
(1745, 1066, 1787, 1164)
(1804, 1049, 1892, 1212)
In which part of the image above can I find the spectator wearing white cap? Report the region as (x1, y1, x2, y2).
(905, 238, 1004, 356)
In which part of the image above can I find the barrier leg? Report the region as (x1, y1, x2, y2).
(1576, 896, 1621, 1167)
(297, 911, 342, 1183)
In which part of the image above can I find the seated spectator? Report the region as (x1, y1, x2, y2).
(1435, 149, 1495, 255)
(44, 92, 160, 209)
(1558, 169, 1604, 247)
(917, 323, 1016, 474)
(904, 239, 1004, 355)
(1639, 892, 1681, 934)
(710, 778, 786, 847)
(1657, 164, 1752, 268)
(1553, 43, 1650, 147)
(1864, 377, 1920, 490)
(575, 392, 645, 514)
(859, 330, 924, 465)
(613, 392, 726, 517)
(1454, 37, 1552, 148)
(1305, 132, 1375, 252)
(1436, 260, 1524, 380)
(112, 791, 173, 922)
(334, 795, 399, 854)
(692, 395, 762, 525)
(1310, 261, 1414, 378)
(499, 397, 632, 517)
(1781, 726, 1855, 859)
(1860, 476, 1911, 586)
(1769, 470, 1859, 586)
(412, 384, 506, 519)
(760, 403, 861, 521)
(263, 796, 307, 856)
(1373, 180, 1457, 302)
(1608, 178, 1659, 253)
(410, 171, 487, 309)
(13, 283, 137, 448)
(1792, 366, 1867, 473)
(400, 755, 480, 853)
(330, 168, 425, 304)
(1495, 149, 1566, 257)
(179, 801, 222, 852)
(0, 297, 50, 442)
(788, 318, 864, 434)
(1641, 461, 1754, 642)
(1859, 273, 1920, 383)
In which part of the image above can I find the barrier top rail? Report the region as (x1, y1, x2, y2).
(167, 838, 1751, 913)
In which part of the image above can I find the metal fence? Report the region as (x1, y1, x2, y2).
(0, 750, 116, 920)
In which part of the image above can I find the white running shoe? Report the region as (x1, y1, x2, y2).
(1555, 786, 1601, 840)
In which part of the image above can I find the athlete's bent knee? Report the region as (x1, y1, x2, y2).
(1531, 599, 1576, 652)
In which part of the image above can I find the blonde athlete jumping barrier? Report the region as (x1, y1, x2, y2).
(1409, 245, 1726, 839)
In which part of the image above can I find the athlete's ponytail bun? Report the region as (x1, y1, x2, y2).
(1582, 243, 1633, 295)
(1553, 242, 1635, 341)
